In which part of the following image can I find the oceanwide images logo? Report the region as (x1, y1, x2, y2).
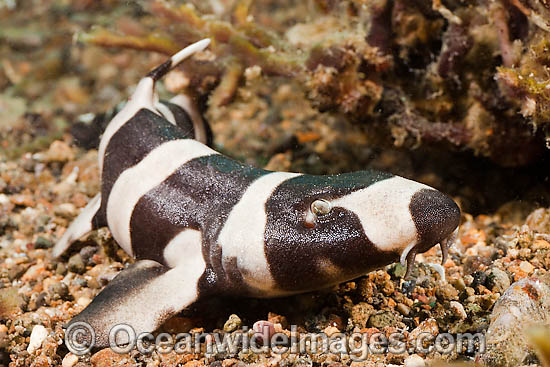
(65, 321, 485, 360)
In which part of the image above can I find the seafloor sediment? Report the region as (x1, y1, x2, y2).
(1, 1, 550, 366)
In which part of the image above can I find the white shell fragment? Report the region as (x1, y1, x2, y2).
(27, 325, 48, 354)
(62, 353, 79, 367)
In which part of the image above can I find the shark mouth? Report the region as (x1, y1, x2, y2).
(400, 228, 459, 279)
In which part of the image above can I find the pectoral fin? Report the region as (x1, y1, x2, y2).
(66, 259, 205, 349)
(53, 194, 102, 257)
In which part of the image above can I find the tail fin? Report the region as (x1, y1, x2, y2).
(146, 38, 211, 82)
(97, 38, 211, 173)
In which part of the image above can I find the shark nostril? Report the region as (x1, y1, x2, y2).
(409, 189, 461, 252)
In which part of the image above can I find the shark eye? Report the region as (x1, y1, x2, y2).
(311, 199, 331, 216)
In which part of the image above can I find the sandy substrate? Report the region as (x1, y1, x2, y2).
(2, 1, 550, 366)
(1, 129, 550, 367)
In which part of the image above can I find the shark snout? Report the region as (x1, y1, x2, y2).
(409, 188, 460, 252)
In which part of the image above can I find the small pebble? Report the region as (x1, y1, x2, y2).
(21, 263, 45, 282)
(10, 194, 35, 207)
(0, 194, 9, 206)
(351, 302, 375, 328)
(404, 354, 425, 367)
(397, 303, 410, 316)
(75, 278, 87, 287)
(253, 320, 275, 344)
(62, 353, 79, 367)
(223, 314, 242, 332)
(55, 203, 77, 219)
(487, 268, 511, 293)
(401, 280, 416, 295)
(49, 282, 70, 300)
(79, 246, 97, 266)
(519, 261, 535, 274)
(7, 264, 27, 282)
(41, 140, 75, 162)
(68, 254, 86, 274)
(323, 326, 340, 337)
(34, 236, 53, 249)
(56, 263, 67, 275)
(90, 348, 130, 367)
(77, 296, 92, 308)
(449, 301, 467, 319)
(436, 282, 459, 301)
(244, 65, 262, 81)
(27, 325, 48, 354)
(367, 311, 399, 328)
(87, 278, 101, 289)
(409, 319, 438, 342)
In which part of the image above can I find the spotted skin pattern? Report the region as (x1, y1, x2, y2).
(54, 39, 461, 348)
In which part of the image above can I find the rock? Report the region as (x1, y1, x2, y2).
(0, 287, 24, 318)
(27, 325, 48, 354)
(55, 263, 67, 275)
(404, 354, 425, 367)
(90, 348, 131, 367)
(34, 236, 53, 249)
(41, 140, 75, 163)
(79, 246, 97, 266)
(68, 254, 85, 274)
(450, 277, 466, 292)
(77, 296, 92, 308)
(87, 278, 101, 289)
(28, 292, 47, 311)
(244, 65, 262, 81)
(409, 319, 438, 346)
(268, 312, 289, 329)
(526, 208, 550, 233)
(449, 301, 467, 319)
(388, 263, 407, 279)
(397, 303, 410, 316)
(367, 311, 399, 328)
(7, 264, 27, 281)
(463, 256, 491, 275)
(253, 320, 276, 343)
(486, 267, 511, 293)
(21, 262, 46, 282)
(435, 282, 459, 301)
(482, 275, 550, 366)
(350, 302, 375, 328)
(48, 282, 70, 300)
(519, 261, 535, 274)
(55, 203, 77, 219)
(223, 314, 242, 332)
(323, 326, 340, 337)
(10, 194, 35, 207)
(62, 353, 79, 367)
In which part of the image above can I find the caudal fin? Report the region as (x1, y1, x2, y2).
(146, 39, 211, 81)
(97, 38, 211, 173)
